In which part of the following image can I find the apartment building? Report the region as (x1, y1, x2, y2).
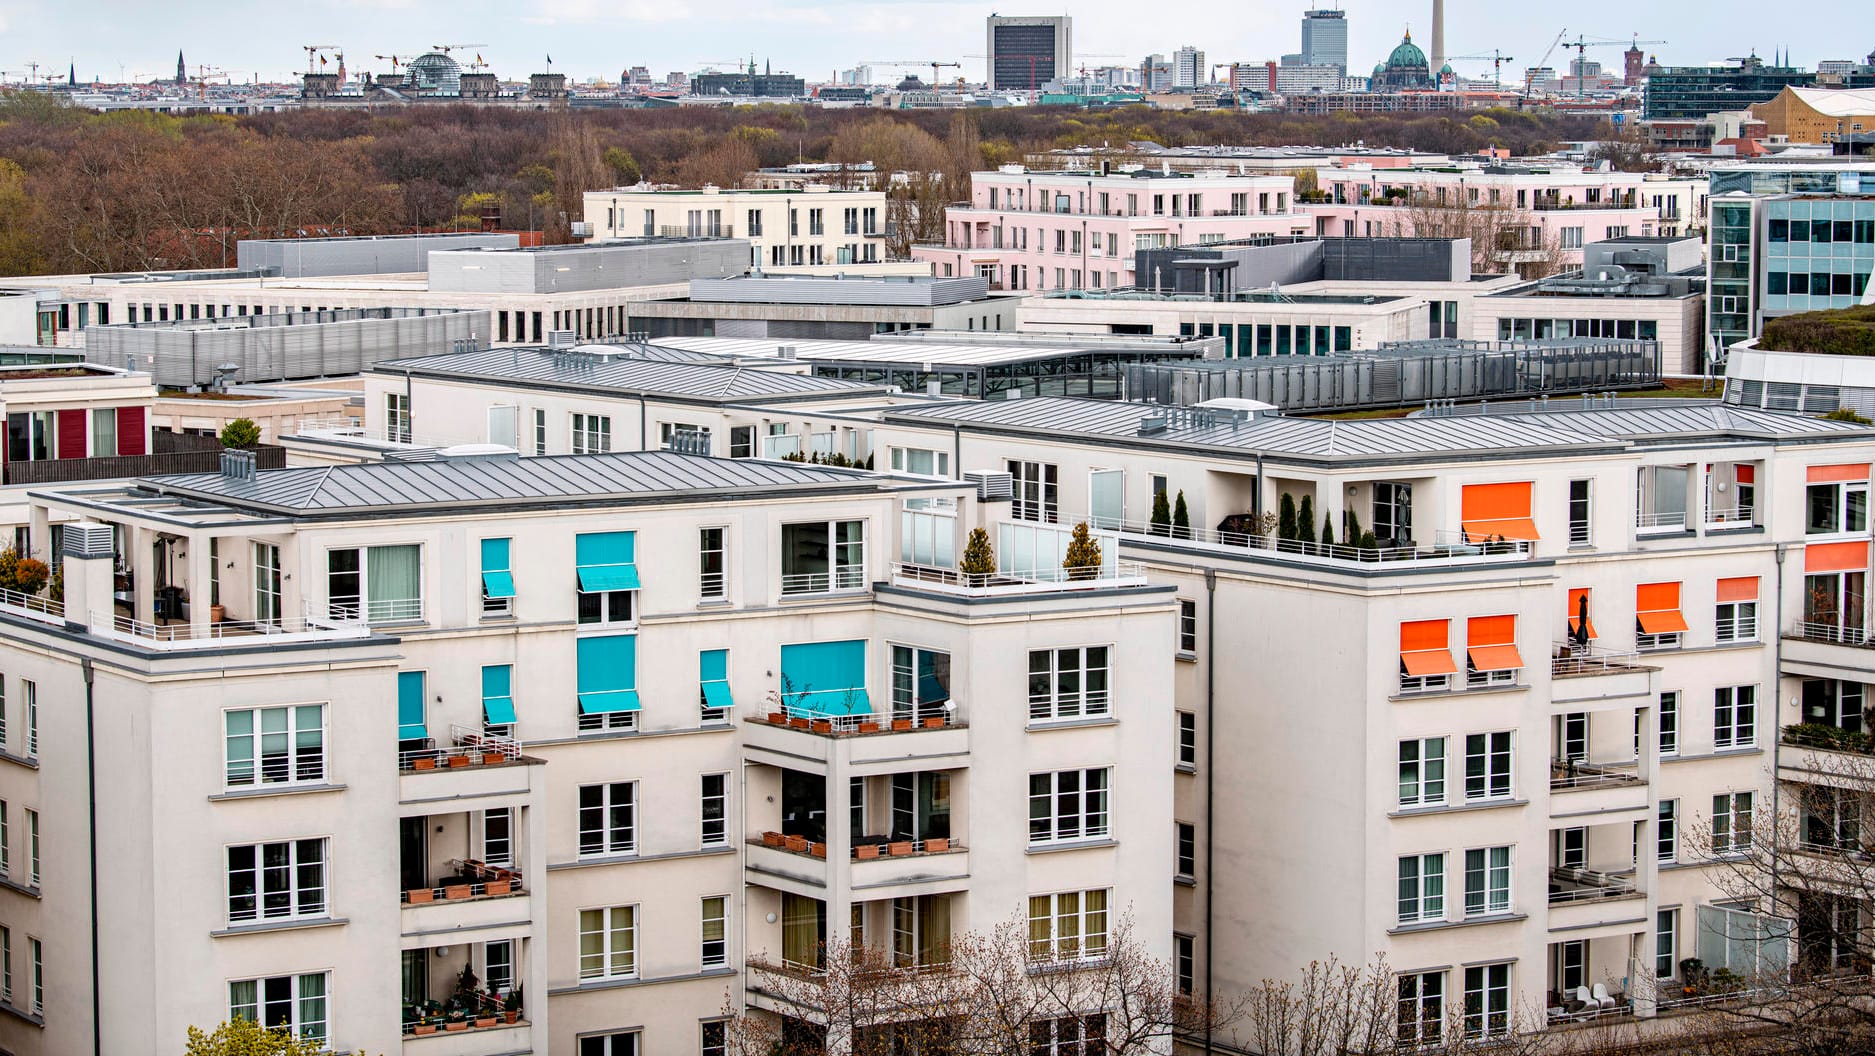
(582, 187, 892, 270)
(911, 168, 1311, 293)
(1705, 161, 1875, 351)
(341, 356, 1875, 1041)
(0, 447, 1174, 1054)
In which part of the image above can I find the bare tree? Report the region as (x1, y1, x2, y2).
(1400, 192, 1567, 278)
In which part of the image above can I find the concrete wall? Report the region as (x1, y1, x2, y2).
(83, 309, 489, 386)
(428, 242, 751, 295)
(238, 234, 520, 278)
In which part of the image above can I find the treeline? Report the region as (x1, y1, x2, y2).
(0, 91, 1608, 276)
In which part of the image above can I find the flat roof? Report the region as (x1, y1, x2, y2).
(371, 344, 888, 403)
(652, 336, 1195, 368)
(44, 450, 916, 519)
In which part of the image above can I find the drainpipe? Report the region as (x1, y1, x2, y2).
(1770, 543, 1785, 904)
(1202, 566, 1217, 1054)
(951, 422, 962, 480)
(82, 657, 102, 1056)
(638, 394, 648, 451)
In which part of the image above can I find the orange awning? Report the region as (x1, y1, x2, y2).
(1400, 619, 1456, 675)
(1467, 645, 1525, 672)
(1806, 540, 1870, 574)
(1636, 582, 1690, 634)
(1567, 588, 1597, 639)
(1460, 481, 1538, 542)
(1807, 463, 1870, 484)
(1716, 577, 1759, 603)
(1466, 614, 1522, 671)
(1402, 649, 1459, 676)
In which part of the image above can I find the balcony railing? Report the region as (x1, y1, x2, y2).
(1781, 723, 1874, 756)
(1067, 514, 1534, 568)
(780, 565, 867, 595)
(326, 597, 423, 623)
(1547, 867, 1639, 905)
(1550, 759, 1643, 792)
(890, 561, 1148, 597)
(0, 587, 63, 626)
(851, 835, 958, 860)
(1636, 509, 1690, 533)
(748, 706, 961, 736)
(1788, 621, 1872, 647)
(94, 606, 369, 650)
(400, 725, 525, 771)
(1704, 505, 1756, 531)
(403, 858, 525, 904)
(1550, 645, 1646, 678)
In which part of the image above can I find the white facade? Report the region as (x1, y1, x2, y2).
(583, 187, 892, 270)
(1173, 47, 1206, 90)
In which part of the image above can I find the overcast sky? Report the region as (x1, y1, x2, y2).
(1, 0, 1866, 85)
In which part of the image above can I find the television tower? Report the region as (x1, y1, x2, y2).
(1430, 0, 1445, 72)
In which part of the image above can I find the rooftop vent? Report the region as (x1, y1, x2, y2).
(546, 329, 578, 348)
(662, 428, 711, 456)
(774, 345, 798, 360)
(436, 444, 521, 462)
(219, 449, 258, 481)
(1137, 413, 1168, 436)
(963, 470, 1014, 501)
(62, 521, 114, 559)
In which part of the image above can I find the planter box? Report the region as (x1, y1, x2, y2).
(855, 843, 880, 860)
(412, 756, 437, 771)
(448, 755, 473, 769)
(762, 831, 785, 848)
(921, 716, 945, 729)
(445, 1021, 468, 1032)
(925, 837, 950, 853)
(413, 1024, 438, 1035)
(768, 712, 787, 724)
(475, 1017, 498, 1028)
(888, 841, 915, 857)
(784, 835, 809, 852)
(892, 719, 913, 731)
(789, 717, 810, 730)
(857, 722, 880, 734)
(443, 884, 473, 900)
(809, 842, 826, 858)
(407, 887, 435, 904)
(485, 879, 512, 896)
(810, 719, 833, 733)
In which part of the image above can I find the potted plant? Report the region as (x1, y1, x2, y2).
(210, 602, 227, 623)
(784, 834, 809, 852)
(502, 988, 522, 1024)
(762, 830, 785, 848)
(959, 527, 996, 582)
(855, 842, 880, 860)
(888, 839, 914, 856)
(1062, 521, 1102, 581)
(445, 1011, 468, 1031)
(925, 836, 950, 853)
(474, 995, 498, 1029)
(407, 886, 435, 904)
(485, 877, 512, 896)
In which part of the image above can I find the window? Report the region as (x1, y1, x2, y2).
(229, 973, 327, 1045)
(576, 531, 639, 626)
(1030, 1014, 1107, 1055)
(1398, 737, 1447, 808)
(1397, 853, 1446, 924)
(326, 544, 422, 622)
(1373, 482, 1413, 545)
(1801, 678, 1864, 731)
(483, 939, 514, 996)
(1716, 577, 1758, 642)
(1027, 647, 1110, 721)
(1465, 615, 1522, 687)
(1657, 799, 1679, 863)
(4, 411, 53, 462)
(699, 527, 726, 599)
(1029, 769, 1109, 843)
(1636, 582, 1689, 651)
(1715, 686, 1757, 749)
(227, 839, 327, 924)
(1556, 826, 1587, 870)
(1173, 933, 1196, 995)
(479, 537, 515, 616)
(0, 802, 7, 877)
(1007, 459, 1059, 522)
(23, 680, 35, 759)
(1463, 964, 1510, 1039)
(225, 705, 325, 787)
(1568, 479, 1592, 545)
(572, 413, 612, 454)
(780, 519, 865, 594)
(1713, 792, 1754, 855)
(386, 392, 411, 444)
(1, 927, 8, 1003)
(578, 782, 636, 857)
(1177, 712, 1197, 768)
(578, 906, 638, 980)
(1399, 620, 1456, 694)
(91, 408, 117, 457)
(1656, 909, 1679, 980)
(1659, 692, 1679, 756)
(1398, 970, 1444, 1045)
(701, 774, 727, 847)
(1177, 599, 1197, 655)
(701, 895, 728, 968)
(889, 644, 951, 724)
(24, 810, 35, 888)
(1176, 822, 1196, 879)
(1463, 847, 1512, 917)
(483, 808, 512, 867)
(890, 447, 951, 477)
(1027, 889, 1109, 961)
(1806, 471, 1868, 535)
(481, 664, 516, 734)
(701, 1021, 727, 1056)
(533, 409, 547, 455)
(1464, 732, 1513, 802)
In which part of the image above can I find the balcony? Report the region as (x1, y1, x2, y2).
(402, 859, 530, 935)
(1550, 646, 1655, 708)
(1547, 868, 1644, 933)
(1070, 514, 1535, 571)
(88, 607, 371, 651)
(742, 708, 970, 772)
(402, 943, 527, 1051)
(1703, 504, 1757, 532)
(1549, 759, 1649, 819)
(1778, 724, 1875, 790)
(399, 727, 543, 805)
(0, 432, 285, 486)
(889, 561, 1148, 597)
(1635, 509, 1689, 535)
(403, 858, 526, 906)
(850, 838, 970, 895)
(1550, 759, 1644, 794)
(1782, 621, 1875, 682)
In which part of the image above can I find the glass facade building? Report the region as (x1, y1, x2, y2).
(1706, 166, 1875, 357)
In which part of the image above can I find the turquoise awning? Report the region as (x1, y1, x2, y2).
(779, 640, 870, 717)
(577, 634, 641, 713)
(397, 671, 427, 741)
(482, 664, 517, 725)
(700, 648, 734, 710)
(576, 531, 641, 592)
(481, 538, 515, 598)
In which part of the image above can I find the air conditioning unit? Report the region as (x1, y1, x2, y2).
(547, 330, 578, 348)
(63, 522, 115, 559)
(569, 221, 593, 238)
(963, 470, 1014, 501)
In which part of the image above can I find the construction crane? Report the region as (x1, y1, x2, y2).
(1524, 29, 1568, 99)
(864, 61, 962, 88)
(375, 54, 414, 73)
(192, 64, 229, 100)
(431, 43, 488, 56)
(1444, 50, 1515, 90)
(302, 45, 338, 74)
(1558, 34, 1666, 98)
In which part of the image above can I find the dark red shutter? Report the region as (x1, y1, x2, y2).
(57, 409, 87, 459)
(116, 406, 146, 456)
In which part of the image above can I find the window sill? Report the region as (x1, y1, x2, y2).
(1175, 651, 1198, 663)
(478, 613, 517, 624)
(0, 751, 38, 771)
(1027, 715, 1118, 732)
(367, 617, 429, 629)
(1175, 875, 1196, 888)
(1025, 837, 1117, 855)
(778, 588, 871, 603)
(208, 782, 347, 802)
(212, 916, 348, 938)
(1391, 683, 1528, 703)
(1389, 797, 1529, 819)
(1175, 763, 1198, 775)
(547, 845, 737, 871)
(1388, 912, 1527, 936)
(696, 598, 733, 608)
(0, 875, 41, 900)
(1663, 746, 1762, 764)
(0, 1001, 42, 1028)
(548, 966, 737, 997)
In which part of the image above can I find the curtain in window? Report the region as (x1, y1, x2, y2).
(297, 973, 328, 1041)
(367, 545, 421, 620)
(782, 893, 824, 970)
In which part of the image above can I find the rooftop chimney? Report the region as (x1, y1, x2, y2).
(61, 521, 115, 633)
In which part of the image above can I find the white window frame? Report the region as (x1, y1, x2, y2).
(571, 413, 612, 455)
(1397, 969, 1445, 1045)
(701, 895, 728, 968)
(1715, 685, 1757, 749)
(229, 971, 328, 1044)
(698, 526, 727, 600)
(1658, 799, 1678, 863)
(1463, 732, 1513, 802)
(22, 680, 35, 760)
(700, 773, 728, 848)
(532, 408, 547, 456)
(1176, 711, 1197, 769)
(1716, 601, 1758, 643)
(1029, 1014, 1108, 1054)
(483, 807, 512, 867)
(326, 543, 423, 623)
(779, 519, 865, 595)
(386, 392, 412, 444)
(1463, 846, 1512, 918)
(226, 838, 328, 926)
(578, 781, 637, 858)
(1398, 737, 1447, 809)
(224, 704, 326, 788)
(1176, 822, 1196, 879)
(1463, 963, 1511, 1039)
(1007, 459, 1059, 523)
(1713, 791, 1754, 855)
(1806, 479, 1868, 536)
(889, 447, 951, 477)
(1659, 691, 1679, 756)
(576, 586, 636, 628)
(1027, 646, 1111, 721)
(1028, 768, 1110, 844)
(1026, 889, 1109, 962)
(1656, 908, 1678, 980)
(24, 809, 36, 889)
(1177, 599, 1198, 656)
(578, 905, 639, 981)
(1400, 671, 1451, 695)
(1397, 852, 1447, 924)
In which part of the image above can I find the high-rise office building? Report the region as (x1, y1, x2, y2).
(1300, 8, 1348, 72)
(985, 15, 1072, 91)
(1173, 45, 1206, 89)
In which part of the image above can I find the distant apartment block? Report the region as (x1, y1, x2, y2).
(986, 15, 1071, 91)
(584, 187, 891, 270)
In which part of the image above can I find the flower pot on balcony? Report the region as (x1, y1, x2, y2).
(810, 719, 832, 733)
(768, 711, 786, 724)
(921, 716, 944, 729)
(784, 834, 809, 852)
(485, 879, 512, 896)
(413, 1023, 438, 1035)
(925, 837, 950, 853)
(412, 755, 437, 771)
(445, 1020, 468, 1032)
(888, 840, 914, 857)
(209, 603, 227, 623)
(857, 721, 880, 733)
(475, 1016, 498, 1028)
(855, 843, 880, 860)
(407, 887, 435, 904)
(809, 841, 826, 858)
(788, 716, 810, 730)
(448, 755, 472, 768)
(762, 831, 785, 848)
(891, 718, 913, 731)
(503, 1011, 519, 1024)
(443, 883, 473, 900)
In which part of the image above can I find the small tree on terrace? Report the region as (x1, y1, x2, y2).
(958, 527, 995, 576)
(1062, 521, 1103, 580)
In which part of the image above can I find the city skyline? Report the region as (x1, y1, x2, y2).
(2, 0, 1867, 86)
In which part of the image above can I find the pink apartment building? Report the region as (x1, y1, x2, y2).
(912, 167, 1311, 292)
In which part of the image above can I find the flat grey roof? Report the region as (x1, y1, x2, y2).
(655, 336, 1197, 367)
(371, 344, 888, 404)
(881, 396, 1875, 465)
(53, 451, 913, 519)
